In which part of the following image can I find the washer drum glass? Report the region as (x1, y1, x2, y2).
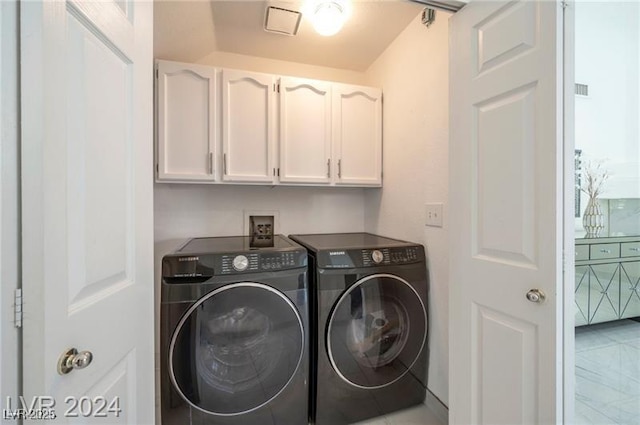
(327, 274, 426, 389)
(169, 283, 304, 416)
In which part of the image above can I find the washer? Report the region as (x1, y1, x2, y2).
(289, 232, 428, 425)
(160, 235, 309, 425)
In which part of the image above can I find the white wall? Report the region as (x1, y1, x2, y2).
(0, 0, 20, 416)
(364, 11, 451, 405)
(575, 2, 640, 200)
(196, 50, 368, 85)
(154, 184, 366, 243)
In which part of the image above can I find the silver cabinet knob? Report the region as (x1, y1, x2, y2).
(526, 289, 546, 303)
(57, 348, 93, 375)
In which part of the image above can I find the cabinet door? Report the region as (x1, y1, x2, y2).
(588, 263, 621, 324)
(575, 265, 589, 326)
(156, 60, 217, 182)
(279, 77, 332, 184)
(222, 70, 276, 183)
(620, 261, 640, 319)
(332, 84, 382, 186)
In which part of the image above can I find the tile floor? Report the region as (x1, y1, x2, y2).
(575, 319, 640, 424)
(353, 403, 444, 425)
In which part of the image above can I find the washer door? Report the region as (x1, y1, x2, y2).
(327, 273, 427, 389)
(169, 282, 304, 416)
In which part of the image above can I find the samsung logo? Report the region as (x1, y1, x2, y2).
(329, 251, 346, 256)
(178, 256, 199, 262)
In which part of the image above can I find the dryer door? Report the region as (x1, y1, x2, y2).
(169, 282, 304, 416)
(327, 273, 427, 389)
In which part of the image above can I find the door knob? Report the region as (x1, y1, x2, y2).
(57, 348, 93, 375)
(526, 289, 546, 303)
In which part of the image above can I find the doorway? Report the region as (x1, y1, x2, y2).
(572, 2, 640, 423)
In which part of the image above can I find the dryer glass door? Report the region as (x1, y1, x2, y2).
(327, 274, 427, 389)
(169, 282, 304, 416)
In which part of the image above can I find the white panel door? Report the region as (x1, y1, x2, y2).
(222, 69, 276, 183)
(1, 0, 20, 409)
(333, 84, 382, 186)
(450, 1, 563, 424)
(156, 60, 217, 182)
(279, 77, 332, 184)
(21, 0, 154, 423)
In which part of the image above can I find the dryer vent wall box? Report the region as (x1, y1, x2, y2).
(249, 215, 275, 246)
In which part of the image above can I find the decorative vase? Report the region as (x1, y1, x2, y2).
(582, 196, 605, 237)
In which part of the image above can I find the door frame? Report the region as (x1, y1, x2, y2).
(562, 2, 576, 424)
(0, 0, 21, 408)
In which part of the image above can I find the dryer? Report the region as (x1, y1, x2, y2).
(289, 232, 428, 425)
(160, 235, 309, 425)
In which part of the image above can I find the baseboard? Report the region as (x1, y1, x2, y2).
(425, 389, 449, 425)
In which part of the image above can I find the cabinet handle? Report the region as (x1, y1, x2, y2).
(629, 247, 640, 252)
(338, 159, 342, 178)
(208, 152, 213, 174)
(223, 153, 228, 175)
(327, 159, 331, 178)
(600, 249, 611, 253)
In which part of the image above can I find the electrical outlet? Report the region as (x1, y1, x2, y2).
(425, 203, 443, 227)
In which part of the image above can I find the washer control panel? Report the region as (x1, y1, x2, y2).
(220, 251, 301, 275)
(361, 247, 421, 266)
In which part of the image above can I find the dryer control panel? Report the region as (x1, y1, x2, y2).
(163, 250, 306, 283)
(361, 247, 421, 266)
(318, 246, 424, 269)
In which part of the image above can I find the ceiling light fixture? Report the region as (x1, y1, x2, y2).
(305, 0, 351, 37)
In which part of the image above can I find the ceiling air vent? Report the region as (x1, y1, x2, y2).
(575, 83, 589, 97)
(264, 6, 302, 36)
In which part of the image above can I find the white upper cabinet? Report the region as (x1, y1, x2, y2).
(156, 60, 217, 182)
(155, 61, 382, 187)
(279, 77, 332, 184)
(332, 84, 382, 186)
(222, 69, 276, 183)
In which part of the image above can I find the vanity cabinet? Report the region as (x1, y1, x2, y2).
(155, 60, 383, 187)
(155, 60, 218, 182)
(575, 236, 640, 326)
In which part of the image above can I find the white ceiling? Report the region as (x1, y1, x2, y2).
(154, 1, 425, 71)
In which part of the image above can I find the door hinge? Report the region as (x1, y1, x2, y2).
(155, 69, 158, 79)
(14, 289, 22, 328)
(156, 163, 159, 175)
